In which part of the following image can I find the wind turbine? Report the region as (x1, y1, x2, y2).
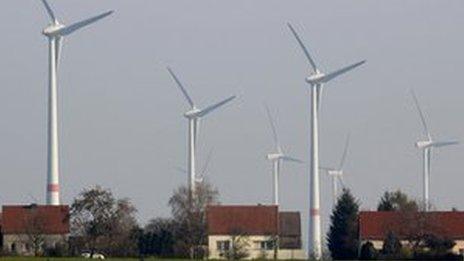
(287, 23, 365, 259)
(40, 0, 113, 205)
(321, 134, 350, 206)
(264, 105, 303, 206)
(176, 148, 214, 185)
(167, 67, 235, 197)
(411, 89, 458, 211)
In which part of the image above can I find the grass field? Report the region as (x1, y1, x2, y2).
(0, 257, 185, 261)
(0, 257, 330, 261)
(0, 256, 302, 260)
(0, 258, 315, 261)
(0, 257, 316, 261)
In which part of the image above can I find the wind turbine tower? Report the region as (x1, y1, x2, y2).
(411, 89, 458, 211)
(167, 67, 235, 197)
(264, 105, 303, 206)
(40, 0, 113, 205)
(287, 23, 365, 259)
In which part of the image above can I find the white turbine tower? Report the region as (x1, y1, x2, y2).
(411, 89, 459, 211)
(321, 134, 350, 206)
(40, 0, 113, 205)
(287, 23, 365, 259)
(167, 67, 235, 197)
(265, 105, 303, 206)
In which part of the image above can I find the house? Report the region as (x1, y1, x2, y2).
(206, 205, 305, 260)
(1, 204, 70, 255)
(359, 211, 464, 255)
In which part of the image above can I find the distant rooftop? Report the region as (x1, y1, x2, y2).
(207, 205, 301, 238)
(360, 211, 464, 240)
(1, 204, 69, 235)
(207, 205, 278, 236)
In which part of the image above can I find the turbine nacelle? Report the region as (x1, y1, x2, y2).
(184, 107, 201, 119)
(267, 153, 284, 161)
(305, 72, 325, 85)
(416, 140, 433, 149)
(42, 23, 65, 37)
(327, 169, 343, 177)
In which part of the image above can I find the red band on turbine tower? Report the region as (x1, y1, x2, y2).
(310, 208, 320, 216)
(47, 184, 59, 192)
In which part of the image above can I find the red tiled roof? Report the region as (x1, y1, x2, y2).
(359, 211, 464, 240)
(1, 205, 70, 235)
(207, 205, 278, 235)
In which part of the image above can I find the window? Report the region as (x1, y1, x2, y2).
(260, 240, 275, 250)
(217, 240, 230, 251)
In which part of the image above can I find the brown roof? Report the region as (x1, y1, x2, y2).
(359, 211, 464, 240)
(279, 212, 301, 237)
(1, 205, 70, 235)
(207, 205, 278, 235)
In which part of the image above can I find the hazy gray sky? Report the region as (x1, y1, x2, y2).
(1, 0, 464, 249)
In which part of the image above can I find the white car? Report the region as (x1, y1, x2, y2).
(81, 252, 105, 259)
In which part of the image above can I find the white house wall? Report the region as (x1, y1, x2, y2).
(208, 235, 305, 260)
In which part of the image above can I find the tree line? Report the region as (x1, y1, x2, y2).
(8, 182, 463, 260)
(9, 180, 219, 259)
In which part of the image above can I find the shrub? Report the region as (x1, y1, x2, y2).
(359, 241, 377, 260)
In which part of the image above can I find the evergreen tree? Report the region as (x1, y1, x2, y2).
(327, 188, 360, 260)
(138, 218, 176, 258)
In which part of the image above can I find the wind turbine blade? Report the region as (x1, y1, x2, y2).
(287, 23, 318, 73)
(58, 11, 113, 36)
(201, 148, 214, 176)
(338, 175, 346, 189)
(322, 60, 366, 83)
(431, 140, 459, 148)
(41, 0, 57, 23)
(167, 67, 195, 107)
(338, 133, 350, 170)
(281, 156, 304, 164)
(410, 89, 432, 140)
(319, 166, 333, 172)
(197, 95, 236, 117)
(264, 104, 281, 152)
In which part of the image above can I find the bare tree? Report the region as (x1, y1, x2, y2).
(22, 207, 46, 256)
(70, 185, 138, 257)
(168, 179, 219, 258)
(221, 228, 250, 260)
